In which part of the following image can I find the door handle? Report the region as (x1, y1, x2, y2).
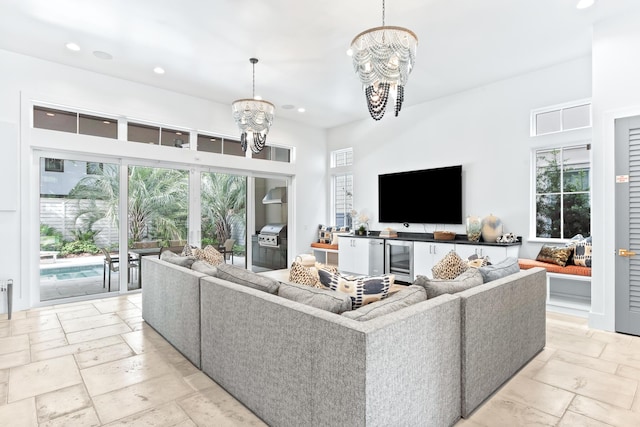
(619, 249, 637, 257)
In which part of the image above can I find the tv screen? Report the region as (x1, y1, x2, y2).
(378, 165, 463, 224)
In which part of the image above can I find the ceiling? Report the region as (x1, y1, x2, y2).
(1, 0, 639, 129)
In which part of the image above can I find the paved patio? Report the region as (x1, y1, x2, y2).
(39, 252, 246, 302)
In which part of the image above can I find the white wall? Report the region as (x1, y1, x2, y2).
(0, 49, 327, 313)
(328, 56, 592, 260)
(591, 11, 640, 331)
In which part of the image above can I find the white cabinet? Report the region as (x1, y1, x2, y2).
(455, 244, 520, 264)
(338, 236, 370, 275)
(414, 242, 456, 278)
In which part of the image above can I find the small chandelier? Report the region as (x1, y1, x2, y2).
(350, 0, 418, 120)
(231, 58, 275, 153)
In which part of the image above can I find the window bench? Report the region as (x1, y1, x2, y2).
(310, 242, 339, 266)
(518, 258, 591, 317)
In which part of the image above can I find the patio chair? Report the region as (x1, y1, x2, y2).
(218, 239, 235, 263)
(101, 248, 139, 291)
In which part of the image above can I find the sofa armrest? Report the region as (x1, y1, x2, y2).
(457, 267, 547, 417)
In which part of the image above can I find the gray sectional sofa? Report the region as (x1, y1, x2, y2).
(141, 256, 546, 426)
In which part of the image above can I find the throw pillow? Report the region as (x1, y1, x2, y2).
(573, 237, 592, 267)
(536, 244, 573, 267)
(193, 245, 225, 266)
(467, 254, 490, 268)
(317, 270, 392, 309)
(278, 282, 352, 313)
(432, 250, 468, 280)
(160, 250, 196, 268)
(478, 257, 520, 283)
(288, 261, 323, 288)
(564, 234, 585, 264)
(191, 260, 218, 276)
(318, 225, 349, 244)
(414, 268, 484, 299)
(342, 285, 427, 321)
(215, 263, 280, 294)
(181, 244, 198, 257)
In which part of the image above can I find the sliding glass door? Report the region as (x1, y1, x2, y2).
(39, 155, 121, 301)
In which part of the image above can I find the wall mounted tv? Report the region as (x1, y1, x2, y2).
(378, 165, 463, 224)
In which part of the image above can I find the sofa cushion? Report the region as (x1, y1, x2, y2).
(160, 250, 196, 268)
(191, 260, 218, 276)
(432, 250, 469, 279)
(278, 282, 352, 313)
(215, 264, 280, 294)
(478, 257, 520, 283)
(535, 244, 573, 267)
(317, 270, 392, 309)
(414, 268, 483, 299)
(573, 237, 592, 267)
(341, 285, 427, 321)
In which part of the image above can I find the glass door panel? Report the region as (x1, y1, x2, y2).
(39, 156, 121, 301)
(252, 177, 288, 273)
(200, 172, 247, 266)
(127, 165, 189, 289)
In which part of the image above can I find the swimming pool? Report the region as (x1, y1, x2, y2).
(40, 264, 103, 281)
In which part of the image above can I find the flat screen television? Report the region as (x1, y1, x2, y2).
(378, 165, 463, 224)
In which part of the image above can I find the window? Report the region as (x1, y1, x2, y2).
(332, 148, 353, 167)
(34, 106, 117, 139)
(534, 144, 591, 239)
(331, 148, 354, 227)
(531, 100, 591, 136)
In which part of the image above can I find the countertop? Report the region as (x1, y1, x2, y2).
(340, 231, 522, 247)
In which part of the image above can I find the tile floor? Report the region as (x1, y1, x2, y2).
(1, 296, 639, 426)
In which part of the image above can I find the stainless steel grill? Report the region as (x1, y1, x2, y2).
(258, 224, 287, 248)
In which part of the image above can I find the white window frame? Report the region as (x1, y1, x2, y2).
(330, 148, 353, 227)
(529, 142, 592, 242)
(530, 98, 592, 137)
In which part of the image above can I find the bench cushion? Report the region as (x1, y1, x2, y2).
(311, 242, 339, 250)
(518, 258, 591, 277)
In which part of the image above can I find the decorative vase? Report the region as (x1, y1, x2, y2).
(481, 214, 503, 243)
(466, 216, 482, 242)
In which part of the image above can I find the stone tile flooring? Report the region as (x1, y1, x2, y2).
(1, 295, 639, 426)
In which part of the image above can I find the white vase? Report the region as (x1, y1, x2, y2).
(481, 214, 503, 243)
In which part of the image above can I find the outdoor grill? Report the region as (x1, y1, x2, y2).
(258, 224, 287, 248)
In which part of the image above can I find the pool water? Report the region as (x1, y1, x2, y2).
(40, 264, 103, 281)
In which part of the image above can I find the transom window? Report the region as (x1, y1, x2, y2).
(533, 144, 591, 239)
(530, 99, 591, 136)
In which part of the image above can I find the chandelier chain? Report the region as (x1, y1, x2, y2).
(382, 0, 385, 26)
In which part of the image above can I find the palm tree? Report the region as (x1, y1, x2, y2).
(69, 164, 189, 245)
(201, 173, 246, 245)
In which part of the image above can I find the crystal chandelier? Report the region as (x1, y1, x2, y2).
(350, 0, 418, 120)
(231, 58, 275, 153)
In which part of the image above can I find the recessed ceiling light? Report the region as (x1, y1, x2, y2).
(46, 112, 55, 117)
(576, 0, 594, 9)
(346, 48, 354, 57)
(66, 42, 80, 52)
(297, 107, 306, 113)
(103, 120, 110, 125)
(153, 66, 165, 75)
(175, 131, 182, 135)
(93, 51, 113, 60)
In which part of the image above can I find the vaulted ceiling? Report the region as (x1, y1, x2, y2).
(1, 0, 639, 129)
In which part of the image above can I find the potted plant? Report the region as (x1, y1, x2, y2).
(358, 224, 366, 235)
